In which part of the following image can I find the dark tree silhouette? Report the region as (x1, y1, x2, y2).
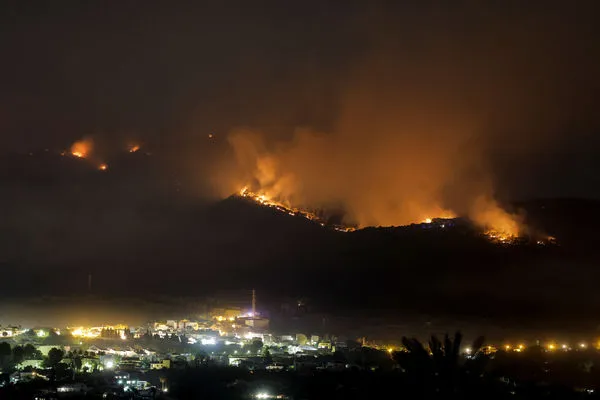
(72, 354, 82, 371)
(0, 342, 11, 370)
(11, 345, 25, 365)
(23, 344, 41, 359)
(395, 331, 491, 398)
(195, 351, 209, 367)
(248, 339, 263, 354)
(46, 348, 64, 368)
(262, 348, 273, 364)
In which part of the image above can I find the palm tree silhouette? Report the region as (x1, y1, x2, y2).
(395, 331, 488, 398)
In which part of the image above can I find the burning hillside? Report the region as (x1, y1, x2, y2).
(237, 186, 556, 245)
(239, 187, 355, 232)
(218, 125, 549, 246)
(70, 138, 92, 158)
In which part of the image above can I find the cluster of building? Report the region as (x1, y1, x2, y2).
(1, 313, 360, 380)
(0, 325, 27, 337)
(3, 289, 597, 398)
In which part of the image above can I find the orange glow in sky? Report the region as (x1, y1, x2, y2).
(70, 139, 92, 158)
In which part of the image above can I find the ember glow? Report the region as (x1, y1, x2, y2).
(469, 196, 521, 243)
(70, 138, 93, 159)
(237, 185, 557, 245)
(222, 126, 533, 244)
(239, 187, 355, 232)
(485, 230, 518, 243)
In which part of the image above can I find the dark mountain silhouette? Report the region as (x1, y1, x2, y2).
(203, 195, 600, 327)
(2, 152, 600, 328)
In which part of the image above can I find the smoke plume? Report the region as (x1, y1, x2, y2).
(223, 123, 517, 230)
(70, 137, 93, 159)
(216, 61, 513, 229)
(212, 2, 598, 232)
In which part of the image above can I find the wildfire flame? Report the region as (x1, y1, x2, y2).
(98, 163, 108, 171)
(239, 186, 355, 232)
(237, 187, 555, 245)
(469, 196, 521, 243)
(238, 187, 464, 234)
(129, 144, 140, 153)
(70, 139, 92, 158)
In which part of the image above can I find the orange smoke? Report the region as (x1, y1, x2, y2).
(222, 125, 524, 236)
(212, 8, 561, 234)
(223, 125, 461, 229)
(469, 196, 521, 241)
(70, 138, 93, 158)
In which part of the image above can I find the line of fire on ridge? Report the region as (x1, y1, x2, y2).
(238, 187, 556, 245)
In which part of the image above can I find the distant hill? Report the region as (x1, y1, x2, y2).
(204, 195, 600, 327)
(2, 151, 600, 327)
(513, 198, 600, 249)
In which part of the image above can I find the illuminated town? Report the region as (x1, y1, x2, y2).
(1, 288, 599, 398)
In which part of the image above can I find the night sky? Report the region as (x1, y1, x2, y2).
(1, 1, 600, 303)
